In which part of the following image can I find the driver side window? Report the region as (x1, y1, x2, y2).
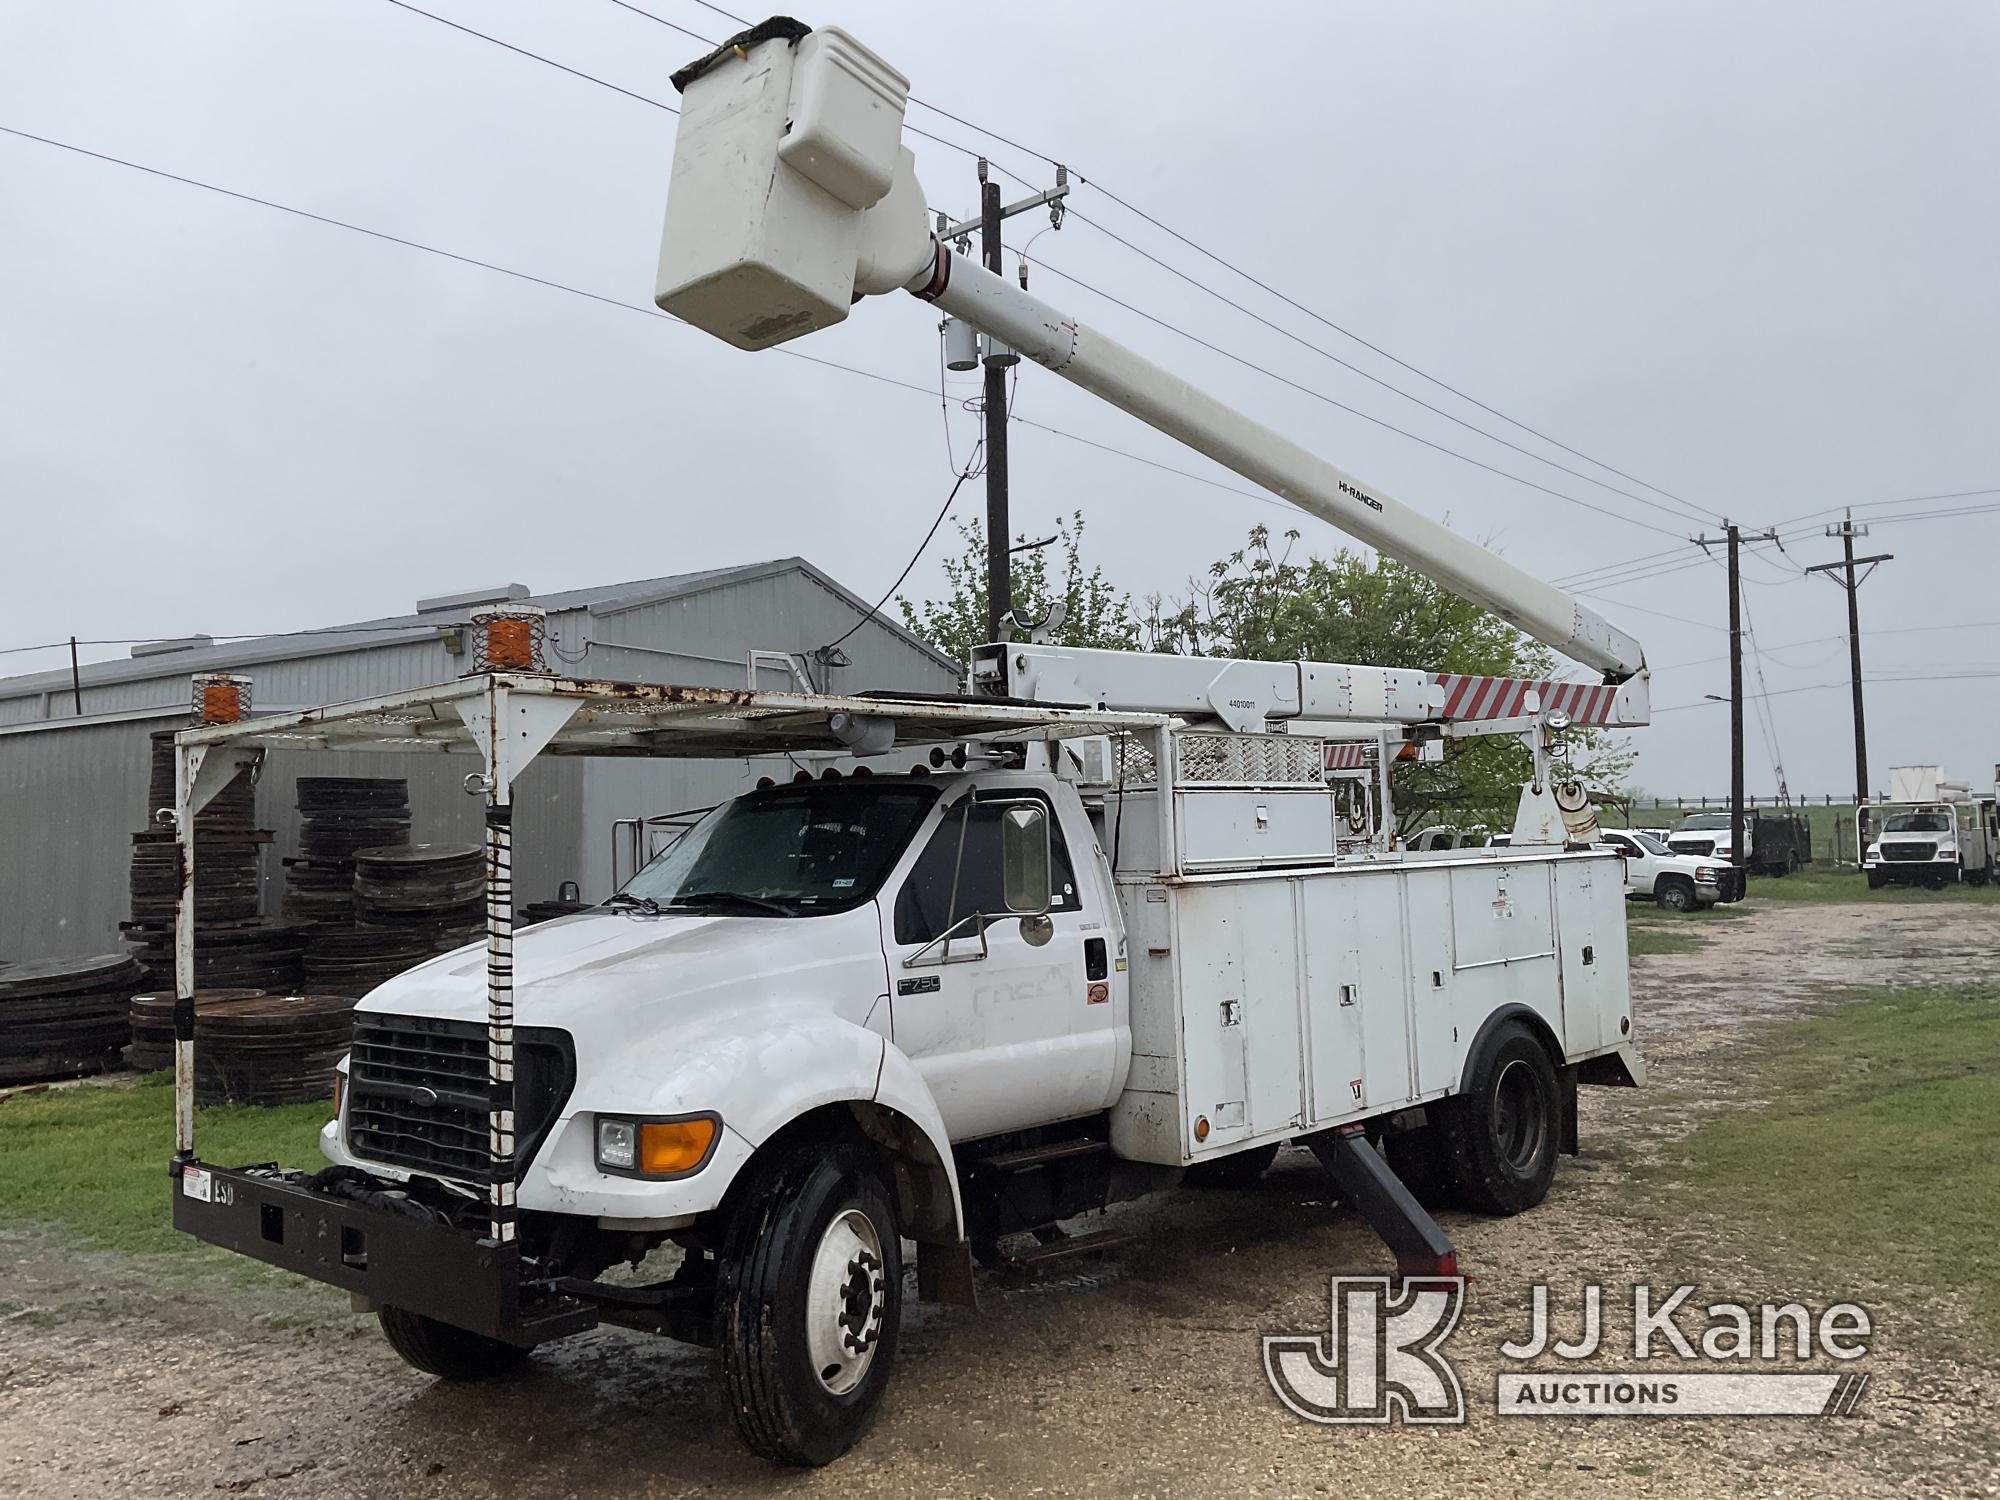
(894, 796, 1080, 945)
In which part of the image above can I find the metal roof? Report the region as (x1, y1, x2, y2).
(0, 557, 954, 703)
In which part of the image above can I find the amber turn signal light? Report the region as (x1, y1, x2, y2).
(638, 1117, 718, 1175)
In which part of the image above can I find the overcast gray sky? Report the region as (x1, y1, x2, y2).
(3, 0, 1995, 799)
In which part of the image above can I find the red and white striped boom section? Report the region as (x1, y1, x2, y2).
(1433, 674, 1625, 727)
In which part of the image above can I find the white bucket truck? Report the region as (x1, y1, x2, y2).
(1860, 765, 1999, 888)
(170, 18, 1652, 1467)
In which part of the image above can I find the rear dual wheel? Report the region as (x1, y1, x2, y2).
(1432, 1022, 1560, 1216)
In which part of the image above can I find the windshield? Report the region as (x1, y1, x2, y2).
(1678, 815, 1729, 831)
(1628, 832, 1673, 856)
(1883, 810, 1951, 833)
(620, 780, 939, 916)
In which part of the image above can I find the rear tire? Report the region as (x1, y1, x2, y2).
(377, 1306, 530, 1381)
(717, 1143, 902, 1467)
(1435, 1022, 1560, 1216)
(1183, 1143, 1279, 1188)
(1655, 878, 1696, 912)
(1383, 1123, 1455, 1208)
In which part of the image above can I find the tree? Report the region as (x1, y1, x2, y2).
(898, 511, 1140, 666)
(1148, 526, 1633, 832)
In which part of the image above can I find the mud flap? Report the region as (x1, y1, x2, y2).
(917, 1237, 979, 1307)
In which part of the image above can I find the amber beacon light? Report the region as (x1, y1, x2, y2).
(470, 606, 549, 674)
(191, 672, 251, 725)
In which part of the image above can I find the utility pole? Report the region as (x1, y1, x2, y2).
(937, 162, 1069, 643)
(1694, 522, 1779, 880)
(1806, 512, 1893, 807)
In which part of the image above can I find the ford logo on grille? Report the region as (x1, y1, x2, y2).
(411, 1085, 440, 1107)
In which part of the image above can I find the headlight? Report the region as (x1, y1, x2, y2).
(330, 1061, 347, 1121)
(594, 1113, 720, 1177)
(1864, 845, 1880, 859)
(1697, 866, 1721, 881)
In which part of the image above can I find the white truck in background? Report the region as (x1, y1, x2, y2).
(170, 17, 1654, 1468)
(1860, 765, 1999, 888)
(1597, 828, 1735, 910)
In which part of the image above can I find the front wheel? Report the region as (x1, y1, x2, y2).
(1435, 1022, 1560, 1216)
(1866, 869, 1887, 890)
(718, 1143, 902, 1467)
(377, 1306, 531, 1381)
(1655, 879, 1696, 912)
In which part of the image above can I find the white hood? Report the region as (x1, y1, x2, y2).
(356, 904, 892, 1037)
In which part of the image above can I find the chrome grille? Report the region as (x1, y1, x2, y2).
(346, 1014, 572, 1184)
(1881, 843, 1936, 863)
(1669, 838, 1716, 857)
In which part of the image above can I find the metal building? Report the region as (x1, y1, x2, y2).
(0, 559, 958, 960)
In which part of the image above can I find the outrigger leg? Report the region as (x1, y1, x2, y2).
(1306, 1124, 1458, 1279)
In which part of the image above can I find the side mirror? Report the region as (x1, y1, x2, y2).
(999, 803, 1052, 916)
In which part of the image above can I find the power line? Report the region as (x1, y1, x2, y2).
(383, 0, 679, 113)
(1012, 248, 1691, 541)
(1654, 670, 2000, 714)
(582, 0, 1714, 535)
(1771, 486, 2000, 532)
(0, 122, 1324, 560)
(595, 0, 1700, 540)
(819, 442, 983, 658)
(1052, 212, 1713, 534)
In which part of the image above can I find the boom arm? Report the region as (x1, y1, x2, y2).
(654, 19, 1648, 691)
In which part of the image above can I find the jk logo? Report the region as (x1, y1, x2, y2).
(1263, 1276, 1467, 1425)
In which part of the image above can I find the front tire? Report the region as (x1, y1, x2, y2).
(1656, 878, 1696, 912)
(1867, 869, 1887, 890)
(377, 1306, 530, 1381)
(1435, 1022, 1560, 1216)
(718, 1143, 902, 1467)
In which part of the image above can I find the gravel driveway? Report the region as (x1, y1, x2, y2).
(3, 899, 1996, 1498)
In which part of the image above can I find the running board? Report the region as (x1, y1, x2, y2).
(992, 1226, 1132, 1272)
(1305, 1124, 1459, 1279)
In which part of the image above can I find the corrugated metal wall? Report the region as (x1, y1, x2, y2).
(0, 717, 163, 961)
(0, 566, 958, 956)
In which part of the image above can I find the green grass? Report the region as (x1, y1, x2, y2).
(1744, 867, 2000, 905)
(1641, 984, 2000, 1339)
(1624, 897, 1747, 956)
(0, 1072, 329, 1259)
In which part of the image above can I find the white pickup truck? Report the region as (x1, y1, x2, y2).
(1597, 829, 1735, 910)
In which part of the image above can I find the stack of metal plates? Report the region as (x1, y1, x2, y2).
(125, 730, 274, 983)
(298, 844, 484, 996)
(124, 987, 262, 1072)
(283, 777, 412, 931)
(0, 953, 146, 1085)
(123, 916, 305, 996)
(189, 992, 356, 1106)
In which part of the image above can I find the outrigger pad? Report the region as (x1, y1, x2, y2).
(1306, 1125, 1458, 1280)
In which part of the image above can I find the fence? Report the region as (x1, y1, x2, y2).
(1612, 802, 1861, 868)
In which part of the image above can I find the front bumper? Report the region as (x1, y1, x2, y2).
(170, 1159, 596, 1345)
(1707, 869, 1747, 902)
